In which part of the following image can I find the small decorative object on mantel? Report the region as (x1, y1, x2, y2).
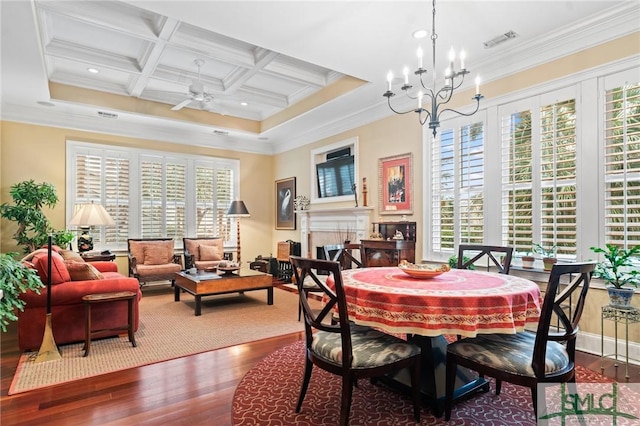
(591, 244, 639, 308)
(352, 183, 358, 207)
(362, 177, 368, 207)
(293, 195, 310, 211)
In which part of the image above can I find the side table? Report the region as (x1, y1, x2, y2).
(82, 291, 137, 357)
(601, 305, 640, 379)
(81, 252, 116, 262)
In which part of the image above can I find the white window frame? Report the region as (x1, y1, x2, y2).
(66, 141, 240, 252)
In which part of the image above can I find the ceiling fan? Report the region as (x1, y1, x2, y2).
(171, 59, 214, 111)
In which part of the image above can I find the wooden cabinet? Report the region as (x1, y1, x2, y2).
(360, 239, 415, 267)
(373, 221, 417, 241)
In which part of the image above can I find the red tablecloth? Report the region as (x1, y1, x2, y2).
(330, 267, 542, 337)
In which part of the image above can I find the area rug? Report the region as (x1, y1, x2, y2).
(232, 341, 615, 426)
(9, 286, 308, 395)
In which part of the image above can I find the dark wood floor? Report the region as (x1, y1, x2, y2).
(1, 317, 638, 425)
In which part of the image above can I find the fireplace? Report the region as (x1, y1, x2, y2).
(297, 207, 373, 258)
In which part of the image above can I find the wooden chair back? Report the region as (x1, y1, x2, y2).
(323, 243, 363, 270)
(457, 244, 514, 274)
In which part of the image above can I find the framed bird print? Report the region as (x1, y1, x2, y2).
(275, 177, 296, 230)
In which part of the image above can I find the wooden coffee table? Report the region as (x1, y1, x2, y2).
(174, 269, 273, 316)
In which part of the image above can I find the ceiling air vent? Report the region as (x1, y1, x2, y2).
(97, 111, 118, 119)
(213, 130, 229, 136)
(483, 30, 518, 49)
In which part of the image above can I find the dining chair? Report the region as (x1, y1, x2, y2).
(323, 243, 364, 270)
(457, 244, 514, 274)
(444, 262, 596, 420)
(290, 256, 422, 426)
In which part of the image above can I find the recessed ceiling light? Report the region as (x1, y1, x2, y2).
(37, 101, 55, 107)
(258, 137, 269, 141)
(240, 102, 248, 106)
(412, 29, 428, 39)
(87, 68, 99, 74)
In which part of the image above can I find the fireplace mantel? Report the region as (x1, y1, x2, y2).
(297, 207, 373, 257)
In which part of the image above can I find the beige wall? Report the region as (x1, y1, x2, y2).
(0, 121, 274, 272)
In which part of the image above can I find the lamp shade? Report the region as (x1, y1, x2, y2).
(69, 201, 115, 227)
(227, 200, 250, 217)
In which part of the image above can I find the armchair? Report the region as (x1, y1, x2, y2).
(127, 238, 182, 287)
(183, 237, 231, 270)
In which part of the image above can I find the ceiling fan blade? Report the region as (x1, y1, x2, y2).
(171, 99, 193, 111)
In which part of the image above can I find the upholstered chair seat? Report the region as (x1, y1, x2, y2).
(446, 332, 570, 377)
(312, 324, 421, 369)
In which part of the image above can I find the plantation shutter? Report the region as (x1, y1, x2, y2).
(501, 108, 534, 254)
(459, 122, 484, 244)
(431, 128, 455, 252)
(540, 99, 577, 257)
(140, 156, 186, 239)
(603, 78, 640, 248)
(195, 165, 216, 237)
(216, 168, 234, 242)
(74, 150, 130, 249)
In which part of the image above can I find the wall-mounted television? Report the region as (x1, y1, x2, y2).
(316, 155, 355, 199)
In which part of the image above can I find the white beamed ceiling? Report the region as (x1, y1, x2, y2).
(1, 1, 638, 154)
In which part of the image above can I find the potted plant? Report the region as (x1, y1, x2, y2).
(521, 250, 535, 269)
(591, 244, 640, 308)
(448, 255, 475, 270)
(0, 180, 74, 254)
(0, 252, 45, 332)
(533, 243, 557, 271)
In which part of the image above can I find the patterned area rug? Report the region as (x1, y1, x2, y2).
(232, 341, 614, 426)
(9, 286, 308, 395)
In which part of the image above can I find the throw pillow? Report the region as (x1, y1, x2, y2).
(65, 261, 104, 281)
(59, 249, 85, 263)
(143, 241, 174, 265)
(199, 244, 222, 261)
(32, 251, 71, 284)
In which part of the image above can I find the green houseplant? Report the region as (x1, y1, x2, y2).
(533, 243, 557, 271)
(0, 180, 74, 254)
(0, 252, 45, 332)
(590, 244, 639, 307)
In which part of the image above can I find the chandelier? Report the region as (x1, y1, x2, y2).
(383, 0, 483, 137)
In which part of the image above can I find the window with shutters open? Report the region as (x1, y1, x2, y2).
(73, 149, 130, 249)
(500, 90, 577, 259)
(67, 142, 239, 251)
(603, 77, 640, 249)
(431, 119, 484, 254)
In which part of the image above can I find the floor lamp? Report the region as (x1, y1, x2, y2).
(35, 235, 62, 363)
(227, 200, 250, 264)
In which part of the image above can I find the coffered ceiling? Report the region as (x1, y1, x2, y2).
(1, 1, 638, 154)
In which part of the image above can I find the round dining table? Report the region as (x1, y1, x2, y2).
(336, 266, 542, 338)
(327, 266, 543, 416)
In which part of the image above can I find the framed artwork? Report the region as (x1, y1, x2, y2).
(379, 153, 413, 215)
(275, 177, 296, 230)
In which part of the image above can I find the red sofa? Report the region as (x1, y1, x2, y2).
(17, 249, 142, 351)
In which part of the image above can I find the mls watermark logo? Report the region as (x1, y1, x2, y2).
(538, 382, 640, 425)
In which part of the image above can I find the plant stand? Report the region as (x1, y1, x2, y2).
(601, 305, 640, 379)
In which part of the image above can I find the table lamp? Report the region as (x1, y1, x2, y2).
(226, 200, 250, 264)
(69, 201, 115, 252)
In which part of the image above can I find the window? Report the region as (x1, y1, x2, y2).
(603, 79, 640, 249)
(67, 142, 239, 251)
(431, 118, 484, 254)
(309, 137, 359, 204)
(500, 94, 577, 258)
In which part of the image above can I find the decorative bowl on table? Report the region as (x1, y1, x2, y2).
(217, 261, 240, 275)
(397, 260, 451, 279)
